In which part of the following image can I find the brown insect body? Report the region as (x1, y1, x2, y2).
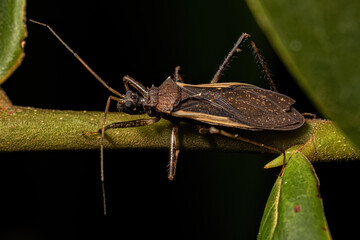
(28, 21, 306, 214)
(145, 77, 304, 131)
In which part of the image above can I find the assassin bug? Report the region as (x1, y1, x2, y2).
(29, 20, 305, 214)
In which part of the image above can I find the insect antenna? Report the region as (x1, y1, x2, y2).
(29, 19, 125, 215)
(29, 19, 124, 98)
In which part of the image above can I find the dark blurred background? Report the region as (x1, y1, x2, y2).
(1, 0, 359, 239)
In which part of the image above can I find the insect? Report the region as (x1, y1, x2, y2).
(29, 20, 305, 214)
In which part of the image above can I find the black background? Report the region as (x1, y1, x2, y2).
(1, 0, 359, 239)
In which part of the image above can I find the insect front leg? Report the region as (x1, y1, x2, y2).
(210, 33, 277, 92)
(123, 75, 147, 96)
(83, 95, 123, 215)
(98, 116, 160, 214)
(96, 94, 160, 215)
(168, 124, 180, 180)
(101, 117, 161, 132)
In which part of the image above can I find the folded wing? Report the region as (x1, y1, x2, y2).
(171, 82, 304, 131)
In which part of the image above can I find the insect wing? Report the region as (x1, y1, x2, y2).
(171, 82, 304, 130)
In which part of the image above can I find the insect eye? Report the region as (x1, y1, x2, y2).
(125, 101, 132, 108)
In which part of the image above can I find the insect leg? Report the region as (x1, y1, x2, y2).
(198, 126, 286, 170)
(302, 112, 317, 118)
(174, 66, 184, 83)
(98, 106, 160, 215)
(168, 124, 180, 180)
(95, 95, 123, 215)
(123, 75, 147, 96)
(210, 33, 277, 92)
(100, 117, 161, 132)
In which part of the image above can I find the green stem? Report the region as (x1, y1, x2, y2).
(1, 105, 359, 164)
(265, 120, 360, 168)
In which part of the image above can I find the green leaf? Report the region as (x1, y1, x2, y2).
(245, 0, 360, 148)
(0, 0, 27, 84)
(258, 152, 331, 240)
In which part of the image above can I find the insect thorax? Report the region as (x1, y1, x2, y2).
(146, 77, 181, 114)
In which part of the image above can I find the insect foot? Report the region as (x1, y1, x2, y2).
(197, 126, 221, 135)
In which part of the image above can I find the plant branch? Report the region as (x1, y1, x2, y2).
(1, 105, 359, 164)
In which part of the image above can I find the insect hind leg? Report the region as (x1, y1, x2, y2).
(198, 125, 286, 172)
(210, 33, 277, 92)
